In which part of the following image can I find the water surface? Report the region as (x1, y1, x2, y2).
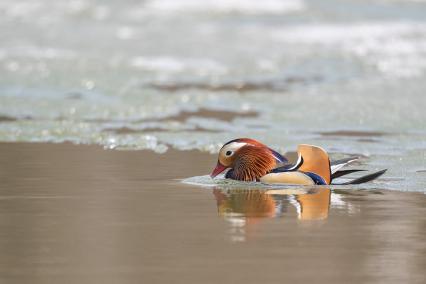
(0, 142, 424, 283)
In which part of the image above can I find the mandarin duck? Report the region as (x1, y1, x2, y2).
(210, 138, 386, 185)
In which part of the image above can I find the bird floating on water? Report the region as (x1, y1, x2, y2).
(210, 138, 386, 185)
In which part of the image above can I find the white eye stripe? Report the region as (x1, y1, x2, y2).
(224, 142, 247, 152)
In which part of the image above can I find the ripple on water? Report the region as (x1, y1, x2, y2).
(181, 175, 318, 194)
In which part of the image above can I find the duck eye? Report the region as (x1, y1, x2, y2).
(225, 150, 233, 156)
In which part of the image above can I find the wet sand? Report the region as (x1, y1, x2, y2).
(0, 142, 425, 284)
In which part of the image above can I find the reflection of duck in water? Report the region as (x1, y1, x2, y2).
(296, 188, 331, 220)
(211, 138, 386, 185)
(213, 188, 276, 242)
(213, 188, 277, 219)
(214, 187, 332, 241)
(268, 188, 331, 220)
(214, 187, 331, 221)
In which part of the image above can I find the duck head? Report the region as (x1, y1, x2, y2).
(210, 138, 287, 181)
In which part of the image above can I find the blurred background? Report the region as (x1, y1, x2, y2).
(0, 0, 425, 191)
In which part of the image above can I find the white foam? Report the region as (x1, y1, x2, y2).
(129, 56, 227, 74)
(181, 175, 261, 188)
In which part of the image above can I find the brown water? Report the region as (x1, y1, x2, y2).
(0, 142, 425, 283)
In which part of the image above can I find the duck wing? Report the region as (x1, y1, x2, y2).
(262, 144, 331, 185)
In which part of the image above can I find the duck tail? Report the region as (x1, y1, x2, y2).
(333, 169, 387, 185)
(331, 157, 359, 174)
(331, 169, 366, 179)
